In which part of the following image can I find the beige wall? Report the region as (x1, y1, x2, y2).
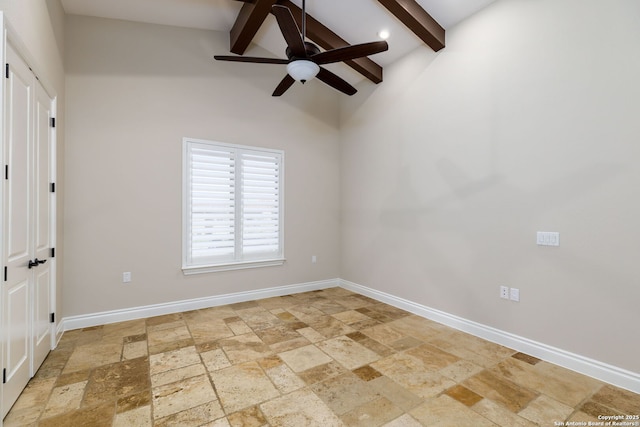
(63, 16, 341, 316)
(340, 0, 640, 373)
(0, 0, 66, 319)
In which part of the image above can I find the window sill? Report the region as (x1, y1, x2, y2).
(182, 258, 285, 275)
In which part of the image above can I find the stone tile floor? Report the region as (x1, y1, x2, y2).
(4, 288, 640, 426)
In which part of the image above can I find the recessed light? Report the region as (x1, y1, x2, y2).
(378, 29, 390, 40)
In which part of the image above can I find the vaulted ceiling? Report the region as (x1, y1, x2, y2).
(61, 0, 496, 85)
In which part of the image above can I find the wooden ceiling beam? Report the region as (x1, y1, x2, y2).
(278, 0, 384, 83)
(377, 0, 445, 52)
(230, 0, 278, 54)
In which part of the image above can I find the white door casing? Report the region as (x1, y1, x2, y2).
(32, 78, 53, 373)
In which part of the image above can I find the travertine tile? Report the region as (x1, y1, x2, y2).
(331, 310, 372, 325)
(188, 319, 234, 343)
(7, 377, 56, 412)
(219, 333, 272, 364)
(202, 417, 232, 427)
(311, 372, 380, 415)
(236, 307, 283, 331)
(63, 341, 123, 373)
(41, 381, 87, 418)
(308, 316, 355, 339)
(298, 361, 349, 385)
(2, 406, 43, 426)
(472, 398, 537, 427)
(518, 394, 574, 425)
(103, 319, 146, 340)
(431, 329, 513, 367)
(113, 405, 152, 427)
(149, 346, 200, 375)
(201, 348, 232, 372)
(412, 395, 497, 426)
(38, 402, 114, 427)
(533, 361, 603, 407)
(352, 365, 382, 382)
(511, 352, 541, 365)
(362, 324, 406, 345)
(445, 384, 483, 407)
(589, 384, 640, 415)
(371, 353, 456, 398)
(367, 376, 424, 412)
(211, 362, 279, 413)
(278, 344, 333, 372)
(316, 336, 380, 370)
(227, 405, 268, 427)
(254, 324, 302, 345)
(463, 370, 538, 412)
(313, 298, 351, 315)
(147, 324, 191, 348)
(83, 356, 150, 406)
(382, 413, 424, 427)
(296, 326, 326, 343)
(386, 315, 445, 342)
(152, 374, 217, 419)
(154, 400, 225, 427)
(264, 363, 305, 394)
(151, 362, 206, 388)
(123, 340, 148, 360)
(117, 389, 152, 413)
(260, 388, 345, 427)
(340, 397, 404, 427)
(227, 320, 253, 335)
(268, 336, 311, 353)
(440, 359, 484, 382)
(405, 343, 459, 371)
(6, 289, 640, 427)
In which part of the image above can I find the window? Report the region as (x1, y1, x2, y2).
(182, 138, 284, 274)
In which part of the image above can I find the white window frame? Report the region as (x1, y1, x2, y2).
(182, 137, 285, 274)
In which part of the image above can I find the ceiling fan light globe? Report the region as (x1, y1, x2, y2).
(287, 60, 320, 83)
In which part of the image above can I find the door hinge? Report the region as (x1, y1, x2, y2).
(51, 247, 56, 258)
(51, 117, 56, 128)
(2, 368, 6, 384)
(5, 164, 8, 180)
(50, 313, 55, 323)
(5, 63, 8, 79)
(3, 266, 7, 281)
(50, 182, 56, 193)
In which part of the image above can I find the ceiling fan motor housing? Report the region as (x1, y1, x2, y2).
(285, 42, 321, 61)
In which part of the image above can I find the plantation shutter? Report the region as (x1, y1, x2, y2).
(241, 151, 282, 257)
(187, 144, 236, 264)
(184, 138, 284, 271)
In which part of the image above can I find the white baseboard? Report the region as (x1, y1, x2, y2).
(61, 278, 339, 331)
(58, 277, 639, 394)
(339, 279, 640, 394)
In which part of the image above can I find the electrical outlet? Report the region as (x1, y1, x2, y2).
(500, 286, 509, 299)
(510, 288, 520, 302)
(123, 272, 132, 283)
(537, 231, 560, 246)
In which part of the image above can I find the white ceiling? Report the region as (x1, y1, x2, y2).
(60, 0, 496, 81)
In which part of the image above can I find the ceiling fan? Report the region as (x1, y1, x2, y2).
(214, 0, 389, 96)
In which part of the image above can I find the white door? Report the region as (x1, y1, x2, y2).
(32, 79, 54, 372)
(2, 43, 34, 418)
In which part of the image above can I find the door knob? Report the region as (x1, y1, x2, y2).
(27, 258, 47, 269)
